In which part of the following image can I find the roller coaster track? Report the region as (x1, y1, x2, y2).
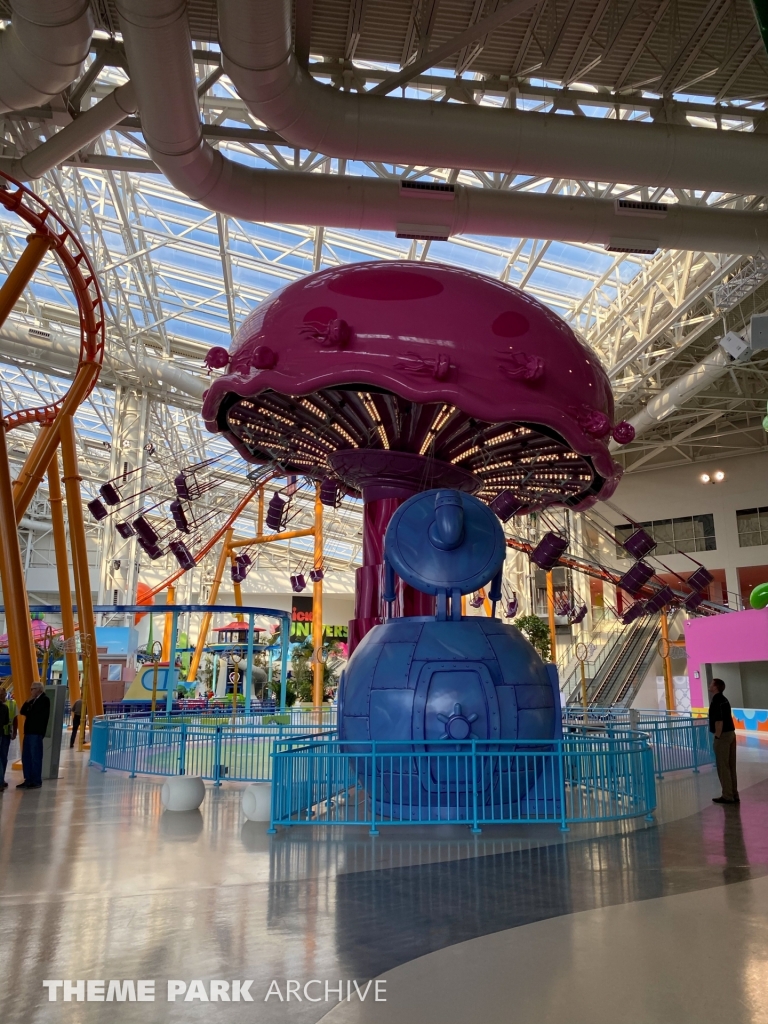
(0, 173, 104, 429)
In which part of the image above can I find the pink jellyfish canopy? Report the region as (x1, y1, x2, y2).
(202, 261, 630, 649)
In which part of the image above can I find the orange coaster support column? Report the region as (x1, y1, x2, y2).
(48, 450, 80, 704)
(0, 413, 37, 713)
(0, 232, 51, 329)
(13, 362, 100, 522)
(60, 415, 103, 716)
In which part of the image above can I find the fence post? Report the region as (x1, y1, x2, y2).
(213, 726, 222, 786)
(558, 740, 569, 831)
(326, 745, 333, 814)
(470, 739, 481, 834)
(267, 749, 278, 834)
(179, 722, 187, 776)
(129, 723, 138, 778)
(99, 722, 107, 772)
(691, 719, 699, 773)
(369, 742, 379, 836)
(645, 742, 656, 821)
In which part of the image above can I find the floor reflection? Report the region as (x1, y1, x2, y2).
(3, 749, 768, 1023)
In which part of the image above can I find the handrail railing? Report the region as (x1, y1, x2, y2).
(269, 731, 657, 834)
(90, 708, 710, 782)
(90, 717, 335, 783)
(561, 707, 714, 777)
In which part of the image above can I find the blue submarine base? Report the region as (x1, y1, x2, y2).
(337, 614, 562, 822)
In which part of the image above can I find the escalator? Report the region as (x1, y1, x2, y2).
(586, 618, 660, 708)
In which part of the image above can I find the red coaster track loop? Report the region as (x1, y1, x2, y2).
(0, 172, 105, 429)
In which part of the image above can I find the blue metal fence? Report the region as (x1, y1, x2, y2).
(268, 731, 657, 834)
(89, 706, 707, 833)
(561, 707, 714, 777)
(90, 717, 334, 783)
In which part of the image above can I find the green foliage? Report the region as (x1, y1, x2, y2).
(515, 614, 551, 662)
(290, 636, 345, 703)
(271, 681, 297, 707)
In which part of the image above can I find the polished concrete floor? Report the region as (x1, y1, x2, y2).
(2, 737, 768, 1023)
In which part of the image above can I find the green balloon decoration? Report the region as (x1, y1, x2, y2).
(750, 582, 768, 609)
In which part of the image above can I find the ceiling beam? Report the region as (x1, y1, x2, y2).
(370, 0, 541, 96)
(624, 411, 724, 472)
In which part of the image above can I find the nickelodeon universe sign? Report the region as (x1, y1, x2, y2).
(290, 595, 348, 642)
(42, 978, 387, 1004)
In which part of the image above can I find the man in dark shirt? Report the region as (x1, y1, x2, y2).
(709, 677, 738, 804)
(69, 697, 82, 748)
(18, 683, 50, 790)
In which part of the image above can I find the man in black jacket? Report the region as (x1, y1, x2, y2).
(18, 683, 50, 790)
(709, 677, 739, 804)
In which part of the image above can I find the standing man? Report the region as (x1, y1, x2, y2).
(69, 696, 82, 748)
(709, 677, 739, 804)
(17, 682, 50, 790)
(0, 683, 17, 791)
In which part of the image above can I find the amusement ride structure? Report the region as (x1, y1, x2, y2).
(202, 260, 636, 657)
(0, 178, 736, 745)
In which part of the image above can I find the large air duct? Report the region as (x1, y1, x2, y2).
(0, 82, 138, 180)
(115, 0, 768, 254)
(0, 321, 207, 400)
(609, 337, 746, 448)
(218, 0, 768, 196)
(0, 0, 94, 114)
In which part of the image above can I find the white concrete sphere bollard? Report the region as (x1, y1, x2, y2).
(161, 776, 206, 812)
(242, 782, 272, 822)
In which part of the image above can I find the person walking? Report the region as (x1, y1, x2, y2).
(0, 684, 18, 791)
(69, 696, 82, 748)
(17, 682, 50, 790)
(709, 677, 739, 804)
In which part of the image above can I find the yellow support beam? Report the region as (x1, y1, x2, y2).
(161, 585, 175, 662)
(47, 451, 80, 704)
(229, 527, 315, 548)
(312, 483, 324, 709)
(546, 570, 557, 663)
(60, 416, 103, 716)
(187, 530, 232, 683)
(0, 233, 51, 330)
(660, 609, 676, 711)
(0, 412, 37, 715)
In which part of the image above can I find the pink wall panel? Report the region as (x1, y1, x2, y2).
(685, 609, 768, 706)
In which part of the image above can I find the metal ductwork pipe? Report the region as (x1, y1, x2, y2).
(0, 321, 207, 400)
(0, 82, 138, 179)
(218, 0, 768, 196)
(610, 346, 735, 449)
(115, 0, 768, 253)
(0, 0, 94, 114)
